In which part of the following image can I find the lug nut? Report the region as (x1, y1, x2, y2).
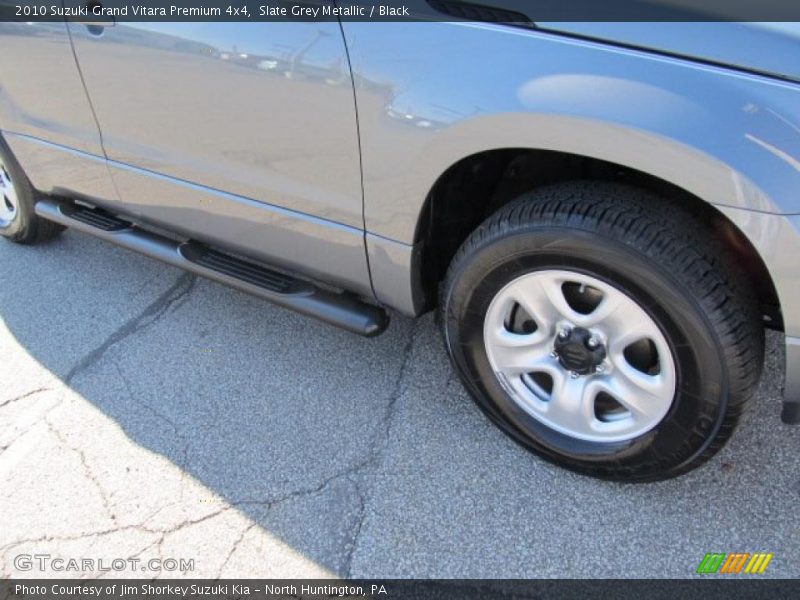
(550, 350, 559, 358)
(595, 363, 605, 374)
(558, 327, 571, 340)
(569, 371, 580, 379)
(587, 336, 600, 349)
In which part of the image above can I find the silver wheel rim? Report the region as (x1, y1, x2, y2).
(0, 155, 19, 228)
(483, 269, 676, 443)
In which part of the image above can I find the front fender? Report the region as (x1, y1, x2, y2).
(344, 22, 800, 243)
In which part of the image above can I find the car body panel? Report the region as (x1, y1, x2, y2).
(5, 21, 374, 297)
(103, 156, 373, 296)
(67, 22, 365, 229)
(0, 22, 118, 202)
(536, 22, 800, 83)
(2, 134, 120, 204)
(365, 232, 424, 314)
(0, 23, 103, 156)
(343, 22, 800, 247)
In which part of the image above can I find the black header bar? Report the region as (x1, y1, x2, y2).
(3, 0, 800, 23)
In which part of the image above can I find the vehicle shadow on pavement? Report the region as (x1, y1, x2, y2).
(1, 232, 798, 578)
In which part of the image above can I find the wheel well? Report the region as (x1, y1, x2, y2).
(416, 148, 782, 330)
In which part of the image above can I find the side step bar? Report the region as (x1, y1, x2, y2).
(35, 198, 388, 337)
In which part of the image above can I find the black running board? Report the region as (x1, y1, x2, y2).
(35, 198, 388, 337)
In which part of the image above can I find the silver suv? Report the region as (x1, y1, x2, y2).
(1, 17, 798, 481)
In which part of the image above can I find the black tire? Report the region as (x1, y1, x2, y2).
(0, 134, 64, 244)
(440, 181, 763, 482)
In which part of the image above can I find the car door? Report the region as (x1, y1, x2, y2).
(67, 18, 372, 296)
(0, 21, 117, 204)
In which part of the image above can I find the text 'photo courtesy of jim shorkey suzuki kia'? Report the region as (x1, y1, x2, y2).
(1, 8, 800, 483)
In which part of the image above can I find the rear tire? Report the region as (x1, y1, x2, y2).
(0, 135, 64, 244)
(440, 181, 763, 482)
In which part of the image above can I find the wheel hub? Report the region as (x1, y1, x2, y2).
(553, 326, 606, 375)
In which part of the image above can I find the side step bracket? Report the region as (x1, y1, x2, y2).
(35, 198, 388, 337)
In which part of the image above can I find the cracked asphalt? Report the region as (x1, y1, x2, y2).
(1, 230, 799, 579)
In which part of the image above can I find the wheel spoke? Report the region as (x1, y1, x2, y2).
(546, 375, 597, 437)
(536, 272, 587, 324)
(583, 293, 626, 327)
(581, 286, 670, 379)
(486, 327, 551, 375)
(598, 365, 673, 422)
(527, 352, 565, 381)
(504, 276, 560, 334)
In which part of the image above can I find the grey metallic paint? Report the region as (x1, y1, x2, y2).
(536, 22, 800, 83)
(344, 22, 800, 244)
(3, 134, 120, 204)
(67, 22, 366, 228)
(365, 232, 426, 314)
(0, 23, 103, 155)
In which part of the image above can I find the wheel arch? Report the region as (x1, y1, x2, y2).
(400, 112, 783, 245)
(404, 120, 782, 332)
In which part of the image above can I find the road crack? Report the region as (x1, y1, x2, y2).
(64, 273, 196, 385)
(0, 388, 51, 410)
(216, 522, 257, 578)
(45, 417, 114, 520)
(343, 320, 419, 577)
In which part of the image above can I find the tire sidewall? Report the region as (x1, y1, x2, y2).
(444, 226, 729, 480)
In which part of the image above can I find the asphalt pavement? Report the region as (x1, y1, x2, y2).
(1, 230, 798, 578)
